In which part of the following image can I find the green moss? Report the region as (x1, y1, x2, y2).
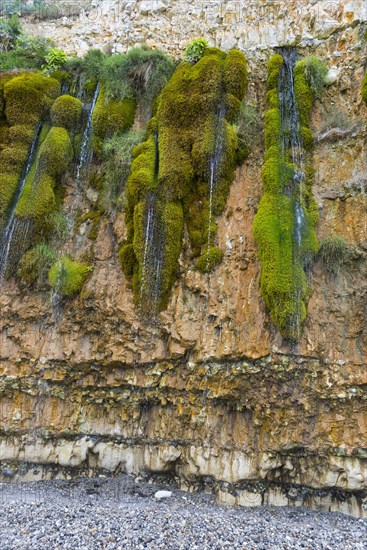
(92, 88, 136, 156)
(16, 172, 56, 224)
(267, 54, 283, 90)
(264, 108, 281, 149)
(3, 73, 60, 126)
(124, 47, 247, 311)
(119, 243, 137, 278)
(48, 256, 91, 296)
(253, 53, 324, 340)
(38, 126, 73, 178)
(8, 125, 35, 145)
(196, 246, 223, 272)
(362, 71, 367, 105)
(0, 73, 61, 226)
(294, 67, 313, 126)
(0, 144, 28, 170)
(0, 173, 18, 222)
(159, 202, 184, 308)
(50, 95, 82, 130)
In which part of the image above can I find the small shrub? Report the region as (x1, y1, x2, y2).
(0, 15, 21, 52)
(14, 33, 54, 67)
(48, 256, 91, 296)
(17, 243, 57, 284)
(318, 110, 352, 133)
(43, 47, 67, 74)
(102, 129, 144, 207)
(235, 102, 263, 158)
(102, 47, 175, 101)
(183, 38, 208, 63)
(296, 56, 327, 99)
(48, 210, 70, 240)
(318, 235, 354, 276)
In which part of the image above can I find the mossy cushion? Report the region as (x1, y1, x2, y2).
(48, 256, 91, 296)
(50, 94, 83, 130)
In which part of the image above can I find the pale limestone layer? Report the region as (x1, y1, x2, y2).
(21, 0, 367, 59)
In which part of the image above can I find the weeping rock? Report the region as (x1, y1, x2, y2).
(0, 0, 366, 520)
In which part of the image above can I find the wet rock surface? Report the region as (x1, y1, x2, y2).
(0, 476, 366, 549)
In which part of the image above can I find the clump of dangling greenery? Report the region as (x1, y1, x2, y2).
(253, 52, 326, 340)
(120, 46, 247, 311)
(318, 235, 355, 277)
(17, 243, 57, 285)
(102, 46, 175, 102)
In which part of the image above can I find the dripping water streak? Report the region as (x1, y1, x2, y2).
(139, 134, 164, 316)
(139, 194, 155, 306)
(76, 83, 100, 184)
(0, 123, 41, 283)
(206, 157, 215, 273)
(205, 106, 225, 285)
(278, 48, 306, 340)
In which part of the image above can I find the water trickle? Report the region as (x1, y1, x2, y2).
(0, 123, 42, 283)
(139, 134, 164, 316)
(278, 47, 307, 340)
(51, 258, 65, 320)
(76, 83, 100, 184)
(205, 106, 226, 272)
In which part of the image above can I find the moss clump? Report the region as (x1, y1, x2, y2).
(196, 246, 223, 273)
(253, 52, 324, 340)
(363, 71, 367, 105)
(122, 47, 247, 312)
(92, 88, 136, 156)
(119, 243, 137, 278)
(0, 73, 60, 228)
(38, 126, 73, 178)
(0, 173, 18, 222)
(48, 256, 91, 296)
(16, 172, 56, 224)
(50, 94, 82, 130)
(3, 73, 60, 126)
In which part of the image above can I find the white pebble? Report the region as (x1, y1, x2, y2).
(154, 490, 172, 500)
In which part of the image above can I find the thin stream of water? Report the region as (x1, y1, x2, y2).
(278, 47, 307, 340)
(0, 123, 42, 283)
(139, 134, 164, 316)
(76, 83, 100, 184)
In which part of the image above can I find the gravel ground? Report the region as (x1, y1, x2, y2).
(0, 476, 366, 549)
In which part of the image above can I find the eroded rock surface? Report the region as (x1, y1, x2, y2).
(0, 3, 366, 517)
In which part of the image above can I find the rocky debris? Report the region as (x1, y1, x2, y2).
(0, 476, 366, 549)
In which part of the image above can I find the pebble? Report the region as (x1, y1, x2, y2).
(0, 476, 366, 549)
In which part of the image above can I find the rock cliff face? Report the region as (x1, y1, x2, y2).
(0, 1, 366, 517)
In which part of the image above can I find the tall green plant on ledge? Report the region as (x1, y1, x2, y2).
(253, 53, 326, 340)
